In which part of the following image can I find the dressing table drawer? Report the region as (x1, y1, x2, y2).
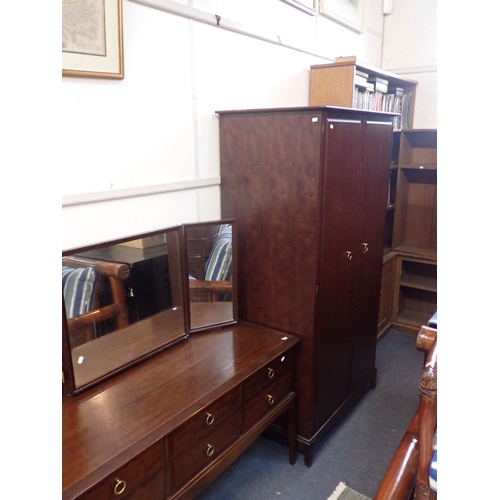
(169, 410, 241, 492)
(78, 440, 164, 500)
(242, 373, 292, 432)
(168, 386, 239, 459)
(241, 352, 292, 403)
(123, 469, 164, 500)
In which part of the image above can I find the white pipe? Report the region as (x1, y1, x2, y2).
(128, 0, 336, 62)
(62, 177, 221, 207)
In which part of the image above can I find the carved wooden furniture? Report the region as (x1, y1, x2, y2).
(62, 255, 131, 348)
(218, 106, 395, 465)
(62, 322, 299, 500)
(373, 321, 437, 500)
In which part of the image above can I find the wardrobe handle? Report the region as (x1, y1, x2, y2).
(344, 251, 353, 261)
(361, 242, 369, 253)
(267, 368, 275, 379)
(206, 444, 215, 457)
(205, 413, 215, 425)
(114, 478, 127, 495)
(267, 395, 275, 405)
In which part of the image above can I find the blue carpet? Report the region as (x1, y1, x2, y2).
(196, 330, 424, 499)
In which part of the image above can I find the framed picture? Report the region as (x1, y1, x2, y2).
(62, 0, 124, 79)
(281, 0, 318, 15)
(319, 0, 366, 33)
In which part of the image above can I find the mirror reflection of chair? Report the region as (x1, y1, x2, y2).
(62, 256, 131, 348)
(188, 224, 233, 302)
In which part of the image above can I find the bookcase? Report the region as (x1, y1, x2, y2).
(309, 56, 418, 130)
(388, 129, 437, 335)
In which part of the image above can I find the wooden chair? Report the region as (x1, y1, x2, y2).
(188, 224, 233, 303)
(62, 255, 131, 348)
(373, 324, 437, 500)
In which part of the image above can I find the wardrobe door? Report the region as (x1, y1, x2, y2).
(349, 117, 393, 390)
(313, 114, 363, 429)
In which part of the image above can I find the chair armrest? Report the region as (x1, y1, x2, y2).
(189, 280, 233, 294)
(62, 256, 130, 280)
(373, 412, 419, 500)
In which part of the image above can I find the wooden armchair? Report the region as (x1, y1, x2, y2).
(62, 255, 131, 348)
(188, 224, 233, 303)
(374, 324, 437, 500)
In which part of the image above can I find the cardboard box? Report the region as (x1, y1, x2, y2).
(119, 234, 166, 249)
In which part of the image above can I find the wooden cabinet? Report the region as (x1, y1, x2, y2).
(218, 106, 394, 465)
(62, 323, 299, 500)
(309, 56, 417, 130)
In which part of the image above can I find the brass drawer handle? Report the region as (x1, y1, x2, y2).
(114, 478, 127, 495)
(205, 412, 215, 425)
(206, 444, 215, 457)
(361, 242, 369, 253)
(267, 368, 274, 379)
(267, 394, 275, 405)
(344, 251, 353, 261)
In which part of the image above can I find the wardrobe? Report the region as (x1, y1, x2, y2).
(218, 106, 395, 465)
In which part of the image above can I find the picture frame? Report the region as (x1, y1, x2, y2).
(319, 0, 366, 33)
(62, 0, 124, 79)
(281, 0, 318, 15)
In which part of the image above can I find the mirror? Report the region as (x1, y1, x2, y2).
(62, 226, 188, 395)
(183, 220, 237, 332)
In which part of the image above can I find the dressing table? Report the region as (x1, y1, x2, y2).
(62, 221, 299, 499)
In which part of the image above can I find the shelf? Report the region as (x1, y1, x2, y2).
(394, 309, 435, 328)
(400, 257, 437, 292)
(398, 130, 437, 165)
(392, 169, 437, 250)
(400, 163, 437, 170)
(394, 244, 437, 261)
(400, 275, 437, 292)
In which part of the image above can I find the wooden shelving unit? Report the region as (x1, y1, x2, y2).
(389, 129, 437, 334)
(309, 56, 418, 130)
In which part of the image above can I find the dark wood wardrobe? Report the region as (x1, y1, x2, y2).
(217, 106, 395, 465)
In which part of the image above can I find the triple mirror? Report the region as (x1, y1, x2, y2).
(62, 220, 237, 396)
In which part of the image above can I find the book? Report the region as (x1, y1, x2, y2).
(367, 75, 389, 86)
(354, 86, 374, 110)
(354, 74, 368, 86)
(354, 79, 374, 91)
(372, 81, 388, 93)
(388, 86, 404, 97)
(355, 69, 369, 79)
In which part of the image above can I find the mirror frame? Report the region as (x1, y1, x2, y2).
(182, 219, 238, 334)
(62, 225, 190, 396)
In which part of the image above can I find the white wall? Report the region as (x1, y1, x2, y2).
(61, 0, 392, 250)
(381, 0, 437, 128)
